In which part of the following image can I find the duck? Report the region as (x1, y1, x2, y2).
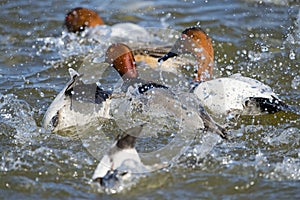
(158, 27, 292, 118)
(158, 27, 214, 82)
(65, 7, 105, 33)
(64, 7, 151, 42)
(92, 125, 167, 194)
(42, 41, 146, 132)
(43, 42, 227, 138)
(42, 42, 144, 132)
(126, 26, 213, 79)
(42, 68, 112, 132)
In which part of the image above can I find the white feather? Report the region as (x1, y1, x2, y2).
(193, 73, 280, 116)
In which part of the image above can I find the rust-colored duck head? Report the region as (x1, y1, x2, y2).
(158, 27, 214, 81)
(65, 7, 104, 33)
(105, 43, 138, 79)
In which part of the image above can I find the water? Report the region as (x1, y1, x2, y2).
(1, 0, 300, 199)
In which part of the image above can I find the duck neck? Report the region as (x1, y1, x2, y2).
(193, 51, 214, 82)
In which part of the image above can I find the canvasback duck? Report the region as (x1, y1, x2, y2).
(158, 27, 214, 82)
(64, 7, 150, 42)
(42, 68, 112, 132)
(42, 43, 168, 132)
(130, 26, 215, 76)
(65, 7, 104, 33)
(42, 43, 139, 132)
(43, 42, 227, 139)
(105, 43, 170, 94)
(42, 42, 143, 132)
(159, 27, 291, 118)
(92, 125, 167, 194)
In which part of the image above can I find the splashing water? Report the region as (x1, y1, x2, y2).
(0, 94, 37, 143)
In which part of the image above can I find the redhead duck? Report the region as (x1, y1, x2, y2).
(159, 27, 291, 118)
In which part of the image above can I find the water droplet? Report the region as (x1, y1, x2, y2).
(291, 75, 300, 89)
(289, 50, 296, 60)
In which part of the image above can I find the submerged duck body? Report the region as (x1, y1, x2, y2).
(159, 27, 291, 118)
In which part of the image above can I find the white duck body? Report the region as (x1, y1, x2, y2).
(42, 68, 111, 132)
(92, 130, 145, 180)
(92, 126, 166, 194)
(193, 73, 288, 118)
(86, 22, 154, 44)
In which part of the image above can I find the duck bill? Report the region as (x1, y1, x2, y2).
(158, 51, 178, 62)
